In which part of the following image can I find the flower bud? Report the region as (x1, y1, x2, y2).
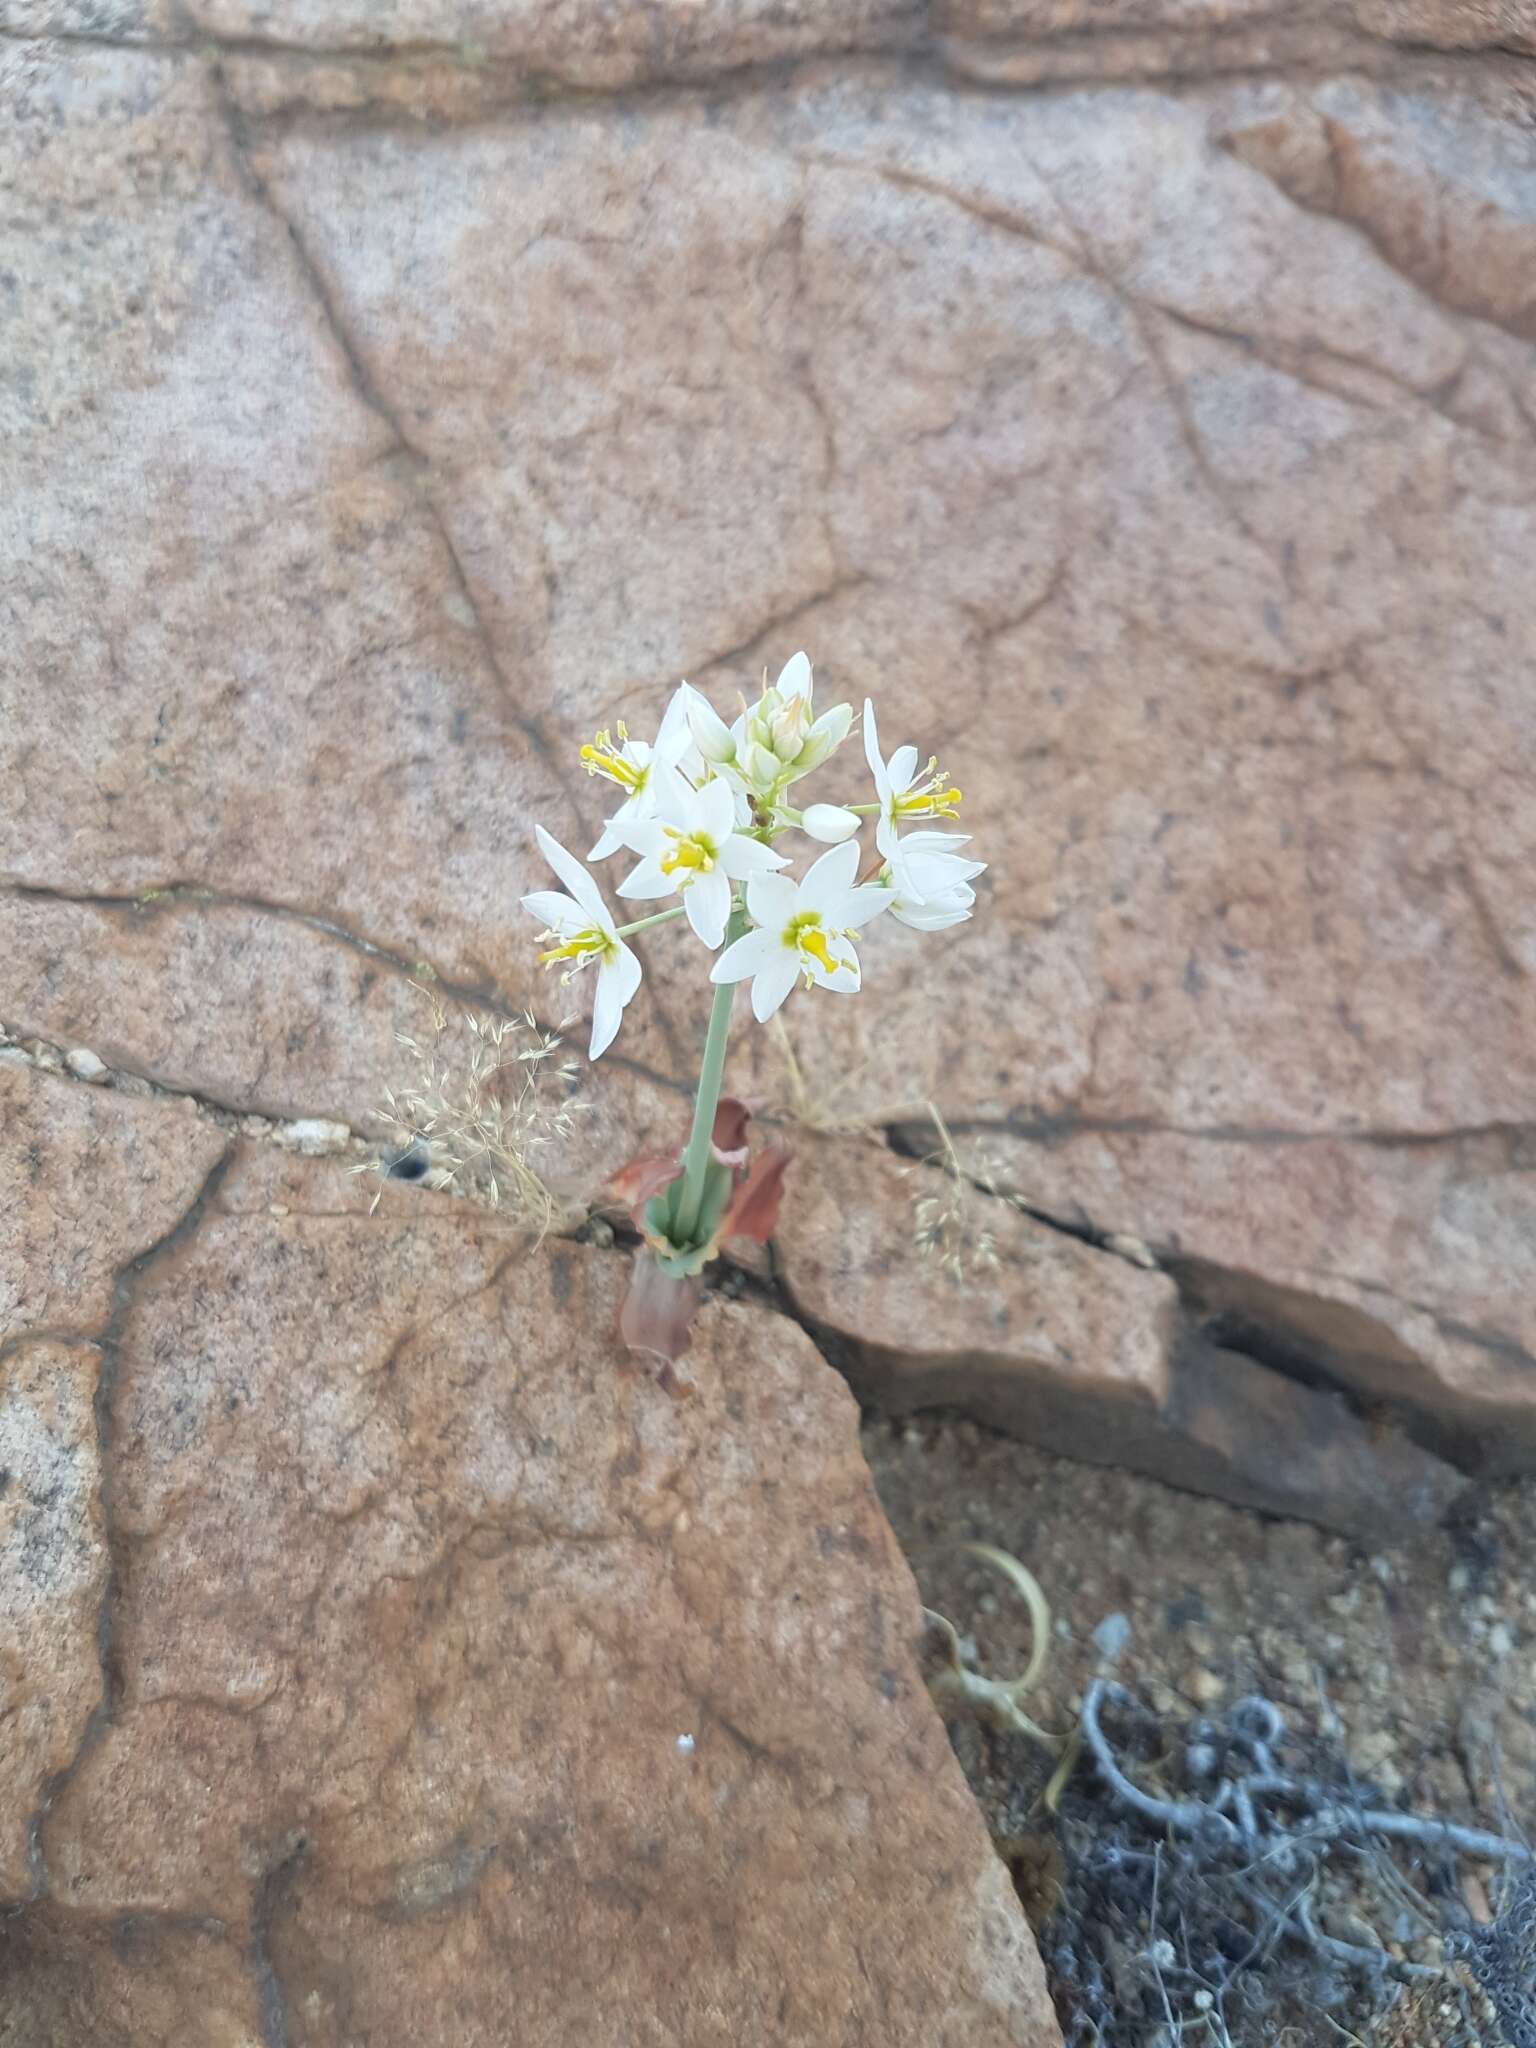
(801, 803, 861, 844)
(786, 700, 852, 778)
(686, 691, 738, 766)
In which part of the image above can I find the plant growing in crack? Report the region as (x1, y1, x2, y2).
(522, 651, 987, 1363)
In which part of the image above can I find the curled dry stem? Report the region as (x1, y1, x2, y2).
(924, 1543, 1062, 1753)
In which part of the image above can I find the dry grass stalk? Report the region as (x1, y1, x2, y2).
(910, 1101, 1008, 1281)
(356, 987, 581, 1236)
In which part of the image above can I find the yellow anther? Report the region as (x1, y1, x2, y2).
(895, 763, 961, 821)
(579, 729, 645, 792)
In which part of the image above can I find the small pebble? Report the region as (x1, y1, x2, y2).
(65, 1047, 108, 1082)
(1488, 1621, 1514, 1658)
(1186, 1667, 1225, 1706)
(278, 1117, 353, 1156)
(674, 1733, 695, 1756)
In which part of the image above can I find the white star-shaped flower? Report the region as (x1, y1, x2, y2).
(885, 831, 987, 930)
(521, 825, 641, 1060)
(862, 697, 962, 872)
(616, 773, 786, 949)
(709, 840, 891, 1021)
(583, 685, 696, 860)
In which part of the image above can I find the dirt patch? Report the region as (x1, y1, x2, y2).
(863, 1413, 1536, 2044)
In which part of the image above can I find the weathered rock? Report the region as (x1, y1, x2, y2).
(7, 3, 1536, 1583)
(936, 0, 1536, 75)
(771, 1134, 1461, 1537)
(969, 1121, 1536, 1472)
(0, 1063, 229, 1346)
(0, 1339, 109, 1902)
(2, 1076, 1059, 2043)
(192, 0, 924, 80)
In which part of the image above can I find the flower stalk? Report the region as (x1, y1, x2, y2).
(670, 900, 747, 1246)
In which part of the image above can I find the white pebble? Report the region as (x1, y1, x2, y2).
(276, 1118, 353, 1155)
(674, 1733, 695, 1756)
(65, 1047, 109, 1082)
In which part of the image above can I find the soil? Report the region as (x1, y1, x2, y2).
(862, 1413, 1536, 2046)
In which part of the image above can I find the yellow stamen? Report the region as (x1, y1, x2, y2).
(537, 926, 613, 976)
(659, 831, 715, 879)
(579, 727, 646, 793)
(894, 757, 962, 821)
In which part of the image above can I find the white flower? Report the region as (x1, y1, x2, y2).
(862, 697, 962, 869)
(885, 831, 986, 931)
(521, 825, 641, 1060)
(710, 840, 891, 1022)
(583, 685, 694, 861)
(616, 773, 786, 949)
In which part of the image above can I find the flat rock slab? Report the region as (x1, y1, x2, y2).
(0, 1070, 1058, 2046)
(5, 0, 1536, 1804)
(773, 1133, 1463, 1541)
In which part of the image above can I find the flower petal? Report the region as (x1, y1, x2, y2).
(862, 697, 883, 784)
(684, 868, 731, 949)
(655, 684, 694, 765)
(588, 940, 641, 1055)
(892, 900, 972, 931)
(799, 838, 861, 913)
(775, 651, 812, 701)
(710, 927, 782, 983)
(719, 833, 787, 878)
(888, 744, 920, 792)
(745, 870, 799, 930)
(750, 951, 801, 1022)
(685, 687, 738, 766)
(836, 883, 894, 931)
(808, 952, 861, 994)
(535, 825, 607, 925)
(520, 889, 584, 933)
(697, 775, 737, 843)
(616, 857, 675, 901)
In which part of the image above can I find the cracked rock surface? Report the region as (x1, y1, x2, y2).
(4, 2, 1536, 2034)
(1, 1074, 1056, 2042)
(6, 21, 1535, 1495)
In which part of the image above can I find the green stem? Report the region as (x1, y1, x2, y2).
(614, 905, 687, 939)
(671, 900, 747, 1244)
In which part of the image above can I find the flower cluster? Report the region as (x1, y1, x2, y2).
(521, 653, 985, 1060)
(521, 652, 985, 1364)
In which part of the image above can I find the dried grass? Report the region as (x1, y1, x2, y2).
(355, 987, 581, 1236)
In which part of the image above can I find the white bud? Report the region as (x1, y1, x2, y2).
(801, 804, 862, 844)
(686, 691, 738, 765)
(786, 700, 852, 779)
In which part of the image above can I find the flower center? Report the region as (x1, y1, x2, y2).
(783, 910, 847, 979)
(537, 926, 615, 979)
(580, 724, 646, 794)
(893, 756, 962, 823)
(659, 829, 716, 879)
